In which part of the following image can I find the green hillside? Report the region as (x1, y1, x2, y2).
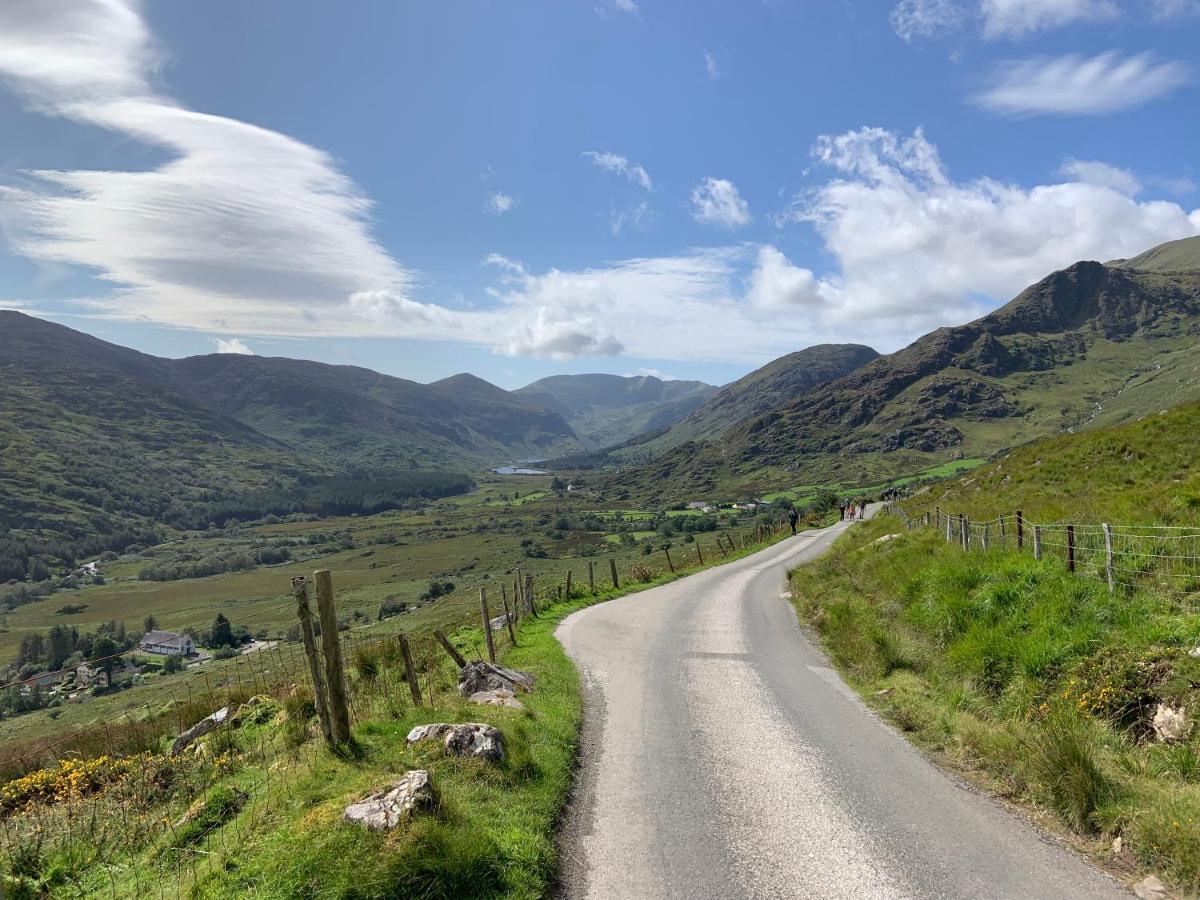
(515, 373, 717, 448)
(791, 397, 1200, 892)
(0, 313, 581, 571)
(615, 343, 879, 459)
(608, 240, 1200, 502)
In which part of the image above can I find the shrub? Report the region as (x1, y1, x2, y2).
(629, 564, 656, 584)
(1026, 710, 1113, 833)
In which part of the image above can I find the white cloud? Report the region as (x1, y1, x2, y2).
(487, 191, 515, 215)
(704, 50, 721, 80)
(1058, 158, 1142, 196)
(980, 0, 1117, 37)
(975, 51, 1191, 116)
(890, 0, 967, 41)
(775, 126, 1199, 333)
(609, 200, 650, 236)
(582, 150, 653, 190)
(690, 178, 752, 229)
(632, 368, 679, 380)
(0, 0, 415, 338)
(214, 337, 254, 355)
(595, 0, 639, 16)
(1148, 0, 1200, 17)
(745, 245, 823, 309)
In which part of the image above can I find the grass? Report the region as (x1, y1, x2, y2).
(791, 515, 1200, 891)
(2, 510, 818, 898)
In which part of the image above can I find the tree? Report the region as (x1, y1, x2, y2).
(47, 625, 74, 670)
(143, 614, 158, 633)
(210, 613, 235, 649)
(162, 654, 184, 674)
(90, 637, 118, 686)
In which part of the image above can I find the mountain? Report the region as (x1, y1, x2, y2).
(623, 344, 879, 456)
(609, 236, 1200, 501)
(0, 312, 582, 565)
(515, 373, 717, 448)
(170, 358, 582, 468)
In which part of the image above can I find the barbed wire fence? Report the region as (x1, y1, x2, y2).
(0, 513, 801, 896)
(887, 505, 1200, 599)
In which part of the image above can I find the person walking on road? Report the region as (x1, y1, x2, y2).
(787, 507, 799, 535)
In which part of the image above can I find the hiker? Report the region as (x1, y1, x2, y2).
(839, 504, 845, 521)
(788, 507, 799, 535)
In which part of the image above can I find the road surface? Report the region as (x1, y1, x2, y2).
(555, 513, 1128, 899)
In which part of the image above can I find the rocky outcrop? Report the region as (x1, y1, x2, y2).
(457, 661, 534, 697)
(343, 770, 434, 830)
(170, 706, 230, 757)
(1152, 704, 1191, 743)
(407, 722, 506, 763)
(469, 688, 524, 710)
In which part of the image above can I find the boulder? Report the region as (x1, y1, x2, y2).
(343, 770, 434, 830)
(170, 706, 230, 757)
(407, 722, 505, 763)
(870, 534, 900, 546)
(457, 661, 534, 697)
(1152, 704, 1191, 743)
(469, 688, 524, 710)
(1133, 875, 1168, 900)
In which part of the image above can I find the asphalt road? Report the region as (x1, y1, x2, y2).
(555, 513, 1129, 899)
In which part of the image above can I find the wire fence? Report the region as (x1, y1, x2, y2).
(0, 515, 799, 896)
(888, 505, 1200, 599)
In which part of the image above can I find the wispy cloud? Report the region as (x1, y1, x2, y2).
(1058, 158, 1142, 196)
(486, 191, 515, 215)
(594, 0, 639, 18)
(690, 178, 752, 229)
(980, 0, 1117, 38)
(890, 0, 967, 41)
(582, 150, 653, 190)
(704, 49, 721, 80)
(974, 51, 1191, 115)
(0, 0, 415, 337)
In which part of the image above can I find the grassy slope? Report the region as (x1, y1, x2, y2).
(789, 406, 1200, 892)
(4, 518, 814, 898)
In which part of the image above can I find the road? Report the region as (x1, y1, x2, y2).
(555, 512, 1129, 899)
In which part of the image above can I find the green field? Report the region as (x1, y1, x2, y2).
(0, 474, 786, 749)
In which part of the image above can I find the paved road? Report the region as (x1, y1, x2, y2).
(555, 513, 1129, 899)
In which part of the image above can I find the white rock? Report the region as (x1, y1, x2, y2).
(407, 722, 506, 762)
(1152, 704, 1191, 743)
(1188, 647, 1200, 659)
(343, 770, 433, 830)
(170, 706, 229, 757)
(1133, 874, 1168, 900)
(871, 534, 901, 546)
(470, 689, 524, 710)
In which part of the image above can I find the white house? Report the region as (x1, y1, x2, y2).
(138, 630, 196, 657)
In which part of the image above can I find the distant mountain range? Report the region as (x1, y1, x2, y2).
(515, 373, 717, 448)
(607, 235, 1200, 501)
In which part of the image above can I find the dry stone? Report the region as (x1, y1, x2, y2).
(407, 722, 505, 763)
(1133, 875, 1169, 900)
(170, 706, 230, 757)
(457, 661, 534, 697)
(343, 770, 434, 830)
(469, 688, 524, 710)
(1152, 704, 1191, 743)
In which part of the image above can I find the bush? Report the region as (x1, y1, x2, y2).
(212, 646, 238, 660)
(629, 564, 657, 584)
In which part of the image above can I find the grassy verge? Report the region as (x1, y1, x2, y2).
(790, 516, 1200, 893)
(3, 516, 823, 898)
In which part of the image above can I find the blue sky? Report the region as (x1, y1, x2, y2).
(0, 0, 1197, 389)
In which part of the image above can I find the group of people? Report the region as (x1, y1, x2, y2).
(839, 499, 867, 522)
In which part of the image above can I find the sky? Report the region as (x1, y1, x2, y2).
(0, 0, 1198, 390)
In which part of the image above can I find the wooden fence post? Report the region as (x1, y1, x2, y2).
(526, 574, 538, 616)
(1067, 525, 1076, 573)
(1033, 526, 1043, 561)
(959, 514, 967, 551)
(565, 569, 573, 600)
(479, 587, 497, 664)
(664, 548, 675, 574)
(434, 629, 467, 668)
(291, 576, 334, 746)
(609, 558, 620, 590)
(1103, 523, 1114, 593)
(999, 516, 1006, 547)
(503, 582, 516, 625)
(1016, 511, 1024, 551)
(946, 514, 952, 543)
(982, 523, 990, 551)
(398, 634, 423, 706)
(501, 591, 518, 645)
(313, 570, 351, 743)
(588, 560, 595, 591)
(696, 542, 704, 566)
